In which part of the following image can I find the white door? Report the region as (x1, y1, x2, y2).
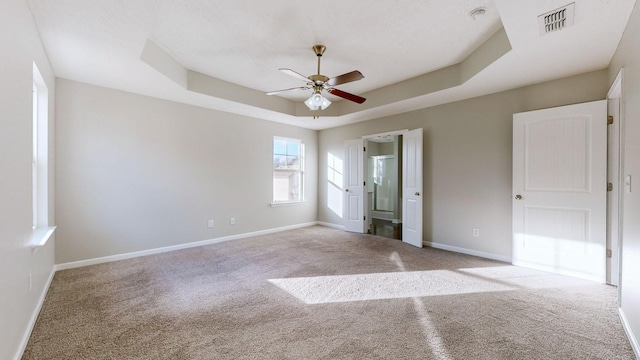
(513, 100, 607, 282)
(344, 139, 364, 233)
(607, 97, 621, 286)
(402, 128, 423, 247)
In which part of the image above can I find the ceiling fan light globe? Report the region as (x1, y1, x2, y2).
(311, 93, 324, 106)
(320, 97, 331, 110)
(304, 96, 319, 111)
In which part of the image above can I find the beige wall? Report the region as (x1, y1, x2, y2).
(55, 79, 318, 264)
(0, 0, 56, 359)
(318, 70, 608, 260)
(609, 0, 640, 354)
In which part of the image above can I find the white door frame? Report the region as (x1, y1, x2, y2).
(363, 131, 408, 236)
(361, 129, 423, 246)
(607, 69, 624, 290)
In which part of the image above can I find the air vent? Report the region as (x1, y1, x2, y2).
(538, 2, 575, 35)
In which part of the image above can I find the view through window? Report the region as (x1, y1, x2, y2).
(273, 137, 304, 202)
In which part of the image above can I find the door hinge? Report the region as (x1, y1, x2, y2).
(607, 183, 613, 192)
(607, 249, 612, 258)
(364, 181, 366, 186)
(363, 146, 366, 152)
(608, 115, 614, 125)
(363, 216, 366, 221)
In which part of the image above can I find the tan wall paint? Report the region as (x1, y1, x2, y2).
(609, 0, 640, 354)
(0, 1, 56, 359)
(55, 79, 318, 264)
(318, 70, 608, 259)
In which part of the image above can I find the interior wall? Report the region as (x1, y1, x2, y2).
(318, 70, 608, 260)
(608, 0, 640, 354)
(0, 0, 56, 359)
(55, 79, 317, 264)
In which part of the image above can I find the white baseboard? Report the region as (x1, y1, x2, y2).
(15, 267, 56, 360)
(316, 221, 345, 230)
(424, 241, 512, 263)
(56, 222, 318, 271)
(619, 307, 640, 359)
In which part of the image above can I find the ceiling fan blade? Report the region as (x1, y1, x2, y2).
(326, 70, 364, 86)
(327, 88, 366, 104)
(279, 68, 311, 83)
(266, 86, 309, 95)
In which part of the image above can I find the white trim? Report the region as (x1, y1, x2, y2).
(55, 222, 318, 271)
(317, 221, 345, 230)
(15, 267, 56, 360)
(30, 226, 56, 254)
(362, 129, 409, 140)
(424, 241, 512, 263)
(619, 307, 640, 359)
(608, 69, 623, 99)
(269, 201, 304, 207)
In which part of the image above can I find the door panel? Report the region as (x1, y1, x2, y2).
(403, 128, 423, 247)
(513, 100, 607, 282)
(344, 139, 364, 233)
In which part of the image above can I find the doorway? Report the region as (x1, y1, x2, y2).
(366, 135, 402, 240)
(343, 128, 423, 247)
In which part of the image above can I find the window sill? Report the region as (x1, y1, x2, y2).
(270, 201, 304, 207)
(30, 226, 56, 254)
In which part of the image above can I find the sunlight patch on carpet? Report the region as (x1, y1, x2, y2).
(269, 265, 595, 305)
(269, 269, 514, 304)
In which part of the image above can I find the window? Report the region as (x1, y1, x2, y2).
(273, 137, 304, 203)
(32, 80, 38, 228)
(32, 63, 49, 229)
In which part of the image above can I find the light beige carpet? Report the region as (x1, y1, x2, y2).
(23, 226, 635, 359)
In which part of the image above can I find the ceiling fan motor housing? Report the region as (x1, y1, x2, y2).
(309, 74, 329, 84)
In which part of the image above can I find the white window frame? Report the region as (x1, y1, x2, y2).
(271, 136, 305, 205)
(31, 62, 55, 250)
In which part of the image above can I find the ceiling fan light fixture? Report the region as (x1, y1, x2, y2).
(305, 91, 331, 110)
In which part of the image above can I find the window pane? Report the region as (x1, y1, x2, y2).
(286, 155, 299, 170)
(274, 154, 287, 169)
(287, 141, 299, 156)
(274, 139, 287, 155)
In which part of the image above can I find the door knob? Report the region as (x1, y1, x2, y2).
(415, 192, 420, 196)
(515, 194, 522, 200)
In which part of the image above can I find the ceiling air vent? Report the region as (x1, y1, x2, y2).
(538, 2, 575, 35)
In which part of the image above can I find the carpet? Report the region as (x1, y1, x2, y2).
(22, 225, 635, 359)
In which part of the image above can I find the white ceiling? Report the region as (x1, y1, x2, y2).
(26, 0, 636, 130)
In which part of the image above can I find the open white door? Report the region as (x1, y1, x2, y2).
(402, 128, 423, 247)
(606, 71, 623, 286)
(513, 100, 607, 282)
(344, 139, 365, 233)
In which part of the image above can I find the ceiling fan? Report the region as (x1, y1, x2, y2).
(266, 45, 366, 111)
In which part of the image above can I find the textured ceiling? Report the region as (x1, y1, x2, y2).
(26, 0, 637, 130)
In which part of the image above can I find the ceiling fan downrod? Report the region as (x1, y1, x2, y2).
(309, 45, 329, 85)
(313, 45, 326, 76)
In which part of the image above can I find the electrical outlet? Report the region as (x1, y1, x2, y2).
(207, 220, 214, 228)
(230, 217, 236, 225)
(472, 228, 480, 237)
